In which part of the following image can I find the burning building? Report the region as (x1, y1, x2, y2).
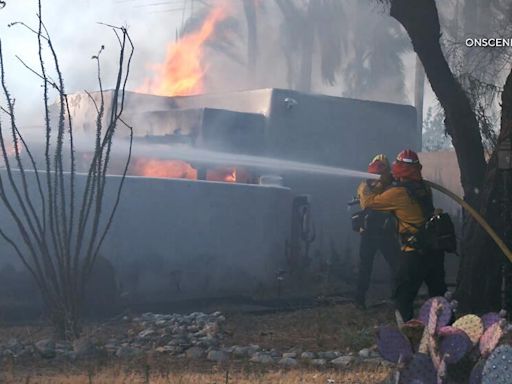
(0, 81, 422, 321)
(0, 87, 418, 317)
(70, 88, 417, 299)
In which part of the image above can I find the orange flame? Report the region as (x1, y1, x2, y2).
(132, 159, 197, 179)
(139, 6, 228, 97)
(207, 167, 237, 183)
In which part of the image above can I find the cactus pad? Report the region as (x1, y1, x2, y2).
(401, 319, 425, 351)
(399, 353, 436, 384)
(482, 344, 512, 384)
(438, 326, 472, 364)
(453, 314, 484, 344)
(419, 297, 452, 331)
(480, 321, 504, 357)
(481, 312, 501, 330)
(377, 325, 413, 363)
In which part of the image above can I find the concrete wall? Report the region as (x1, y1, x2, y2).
(0, 172, 293, 316)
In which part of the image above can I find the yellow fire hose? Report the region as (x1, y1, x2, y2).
(425, 180, 512, 262)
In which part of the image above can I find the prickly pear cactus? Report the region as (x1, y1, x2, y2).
(453, 314, 484, 345)
(482, 344, 512, 384)
(438, 326, 472, 364)
(481, 312, 501, 330)
(377, 297, 511, 384)
(419, 297, 452, 331)
(479, 321, 505, 357)
(398, 353, 437, 384)
(377, 325, 413, 363)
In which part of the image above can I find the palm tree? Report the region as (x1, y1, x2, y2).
(274, 0, 345, 92)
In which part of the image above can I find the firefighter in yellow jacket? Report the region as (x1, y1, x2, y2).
(357, 149, 446, 321)
(354, 154, 400, 309)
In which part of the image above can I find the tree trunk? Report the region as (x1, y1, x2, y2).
(388, 0, 511, 313)
(457, 66, 512, 312)
(389, 0, 487, 204)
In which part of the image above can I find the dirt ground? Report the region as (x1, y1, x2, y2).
(0, 303, 396, 384)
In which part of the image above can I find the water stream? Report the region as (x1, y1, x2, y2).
(128, 142, 379, 181)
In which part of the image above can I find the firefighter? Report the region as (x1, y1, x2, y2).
(358, 149, 447, 321)
(355, 154, 400, 309)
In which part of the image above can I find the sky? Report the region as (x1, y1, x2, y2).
(0, 0, 187, 125)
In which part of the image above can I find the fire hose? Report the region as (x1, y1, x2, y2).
(425, 180, 512, 263)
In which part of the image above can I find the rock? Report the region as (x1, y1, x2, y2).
(311, 358, 327, 367)
(247, 344, 261, 357)
(138, 329, 156, 338)
(358, 348, 371, 358)
(35, 339, 56, 359)
(4, 338, 24, 356)
(250, 352, 274, 364)
(301, 351, 316, 360)
(156, 345, 183, 355)
(331, 355, 355, 367)
(197, 336, 218, 348)
(282, 352, 297, 359)
(73, 338, 99, 359)
(115, 346, 142, 359)
(318, 351, 341, 360)
(222, 346, 235, 354)
(232, 346, 250, 357)
(185, 346, 205, 359)
(278, 357, 299, 367)
(270, 348, 281, 358)
(207, 350, 229, 363)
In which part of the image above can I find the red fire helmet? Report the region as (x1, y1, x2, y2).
(392, 149, 422, 181)
(395, 149, 420, 164)
(367, 154, 390, 175)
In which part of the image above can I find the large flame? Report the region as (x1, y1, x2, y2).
(139, 6, 227, 97)
(130, 158, 252, 184)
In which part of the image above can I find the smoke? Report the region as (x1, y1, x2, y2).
(0, 0, 183, 127)
(160, 0, 415, 104)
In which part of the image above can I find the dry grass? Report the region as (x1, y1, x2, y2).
(224, 303, 394, 352)
(1, 363, 392, 384)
